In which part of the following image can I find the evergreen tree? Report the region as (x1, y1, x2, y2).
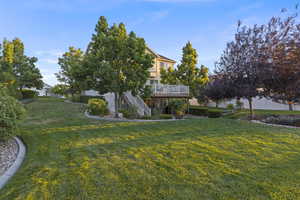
(86, 16, 154, 117)
(161, 42, 209, 97)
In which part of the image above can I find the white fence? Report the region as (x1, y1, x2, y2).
(151, 84, 189, 97)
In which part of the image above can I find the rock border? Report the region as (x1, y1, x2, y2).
(85, 111, 183, 122)
(251, 120, 300, 129)
(0, 137, 26, 190)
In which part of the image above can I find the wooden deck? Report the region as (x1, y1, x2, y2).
(151, 84, 190, 98)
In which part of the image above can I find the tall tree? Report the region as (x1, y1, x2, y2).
(56, 47, 85, 96)
(161, 42, 209, 97)
(259, 11, 300, 111)
(0, 38, 43, 92)
(86, 16, 154, 117)
(216, 22, 264, 119)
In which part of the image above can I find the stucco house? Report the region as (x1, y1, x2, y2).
(145, 47, 176, 85)
(83, 47, 189, 116)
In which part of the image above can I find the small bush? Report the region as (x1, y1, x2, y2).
(159, 114, 173, 119)
(80, 95, 105, 104)
(208, 110, 223, 118)
(87, 98, 109, 116)
(169, 100, 187, 115)
(120, 105, 138, 119)
(21, 89, 38, 99)
(138, 114, 173, 120)
(227, 104, 234, 110)
(0, 88, 26, 140)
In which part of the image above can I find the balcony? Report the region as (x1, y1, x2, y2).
(151, 84, 190, 98)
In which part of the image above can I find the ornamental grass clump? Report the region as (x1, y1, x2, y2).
(0, 87, 26, 140)
(87, 98, 109, 116)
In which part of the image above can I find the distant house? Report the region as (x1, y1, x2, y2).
(83, 47, 189, 116)
(145, 47, 189, 98)
(85, 47, 190, 99)
(145, 47, 176, 85)
(30, 83, 53, 96)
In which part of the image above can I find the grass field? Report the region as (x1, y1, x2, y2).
(1, 97, 300, 199)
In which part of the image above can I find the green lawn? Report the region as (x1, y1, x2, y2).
(1, 97, 300, 199)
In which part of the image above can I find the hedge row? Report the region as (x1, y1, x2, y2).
(71, 95, 105, 104)
(21, 89, 38, 99)
(189, 107, 223, 118)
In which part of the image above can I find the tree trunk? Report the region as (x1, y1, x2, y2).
(288, 102, 293, 111)
(248, 97, 254, 120)
(216, 101, 219, 108)
(114, 92, 119, 118)
(187, 98, 190, 114)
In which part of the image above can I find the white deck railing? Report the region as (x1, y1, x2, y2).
(151, 84, 189, 97)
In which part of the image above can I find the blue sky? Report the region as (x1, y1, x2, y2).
(0, 0, 297, 85)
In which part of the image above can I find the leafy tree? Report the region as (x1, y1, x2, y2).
(259, 11, 300, 111)
(202, 77, 231, 108)
(216, 22, 264, 119)
(160, 67, 178, 85)
(85, 16, 154, 117)
(0, 38, 43, 92)
(161, 42, 209, 97)
(56, 47, 85, 96)
(51, 84, 69, 96)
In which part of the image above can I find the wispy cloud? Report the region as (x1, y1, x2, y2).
(151, 10, 170, 21)
(129, 10, 170, 26)
(40, 58, 58, 64)
(21, 0, 127, 12)
(141, 0, 215, 2)
(35, 50, 63, 58)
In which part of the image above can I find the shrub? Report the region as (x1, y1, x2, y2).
(208, 110, 223, 118)
(79, 95, 105, 104)
(21, 89, 38, 99)
(138, 114, 173, 120)
(227, 104, 234, 110)
(159, 114, 173, 119)
(0, 88, 26, 140)
(169, 100, 187, 115)
(189, 107, 208, 116)
(87, 98, 109, 116)
(120, 105, 138, 119)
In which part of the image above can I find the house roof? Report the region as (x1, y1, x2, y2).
(146, 47, 176, 63)
(157, 54, 176, 63)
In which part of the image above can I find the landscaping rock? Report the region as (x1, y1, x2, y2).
(0, 138, 19, 176)
(262, 115, 300, 127)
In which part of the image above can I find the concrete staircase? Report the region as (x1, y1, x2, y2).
(124, 92, 151, 116)
(103, 92, 151, 117)
(103, 93, 116, 114)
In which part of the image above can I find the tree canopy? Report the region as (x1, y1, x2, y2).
(0, 38, 43, 96)
(56, 47, 85, 95)
(85, 16, 154, 117)
(161, 42, 209, 97)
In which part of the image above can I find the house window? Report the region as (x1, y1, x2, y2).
(160, 62, 165, 68)
(160, 62, 169, 70)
